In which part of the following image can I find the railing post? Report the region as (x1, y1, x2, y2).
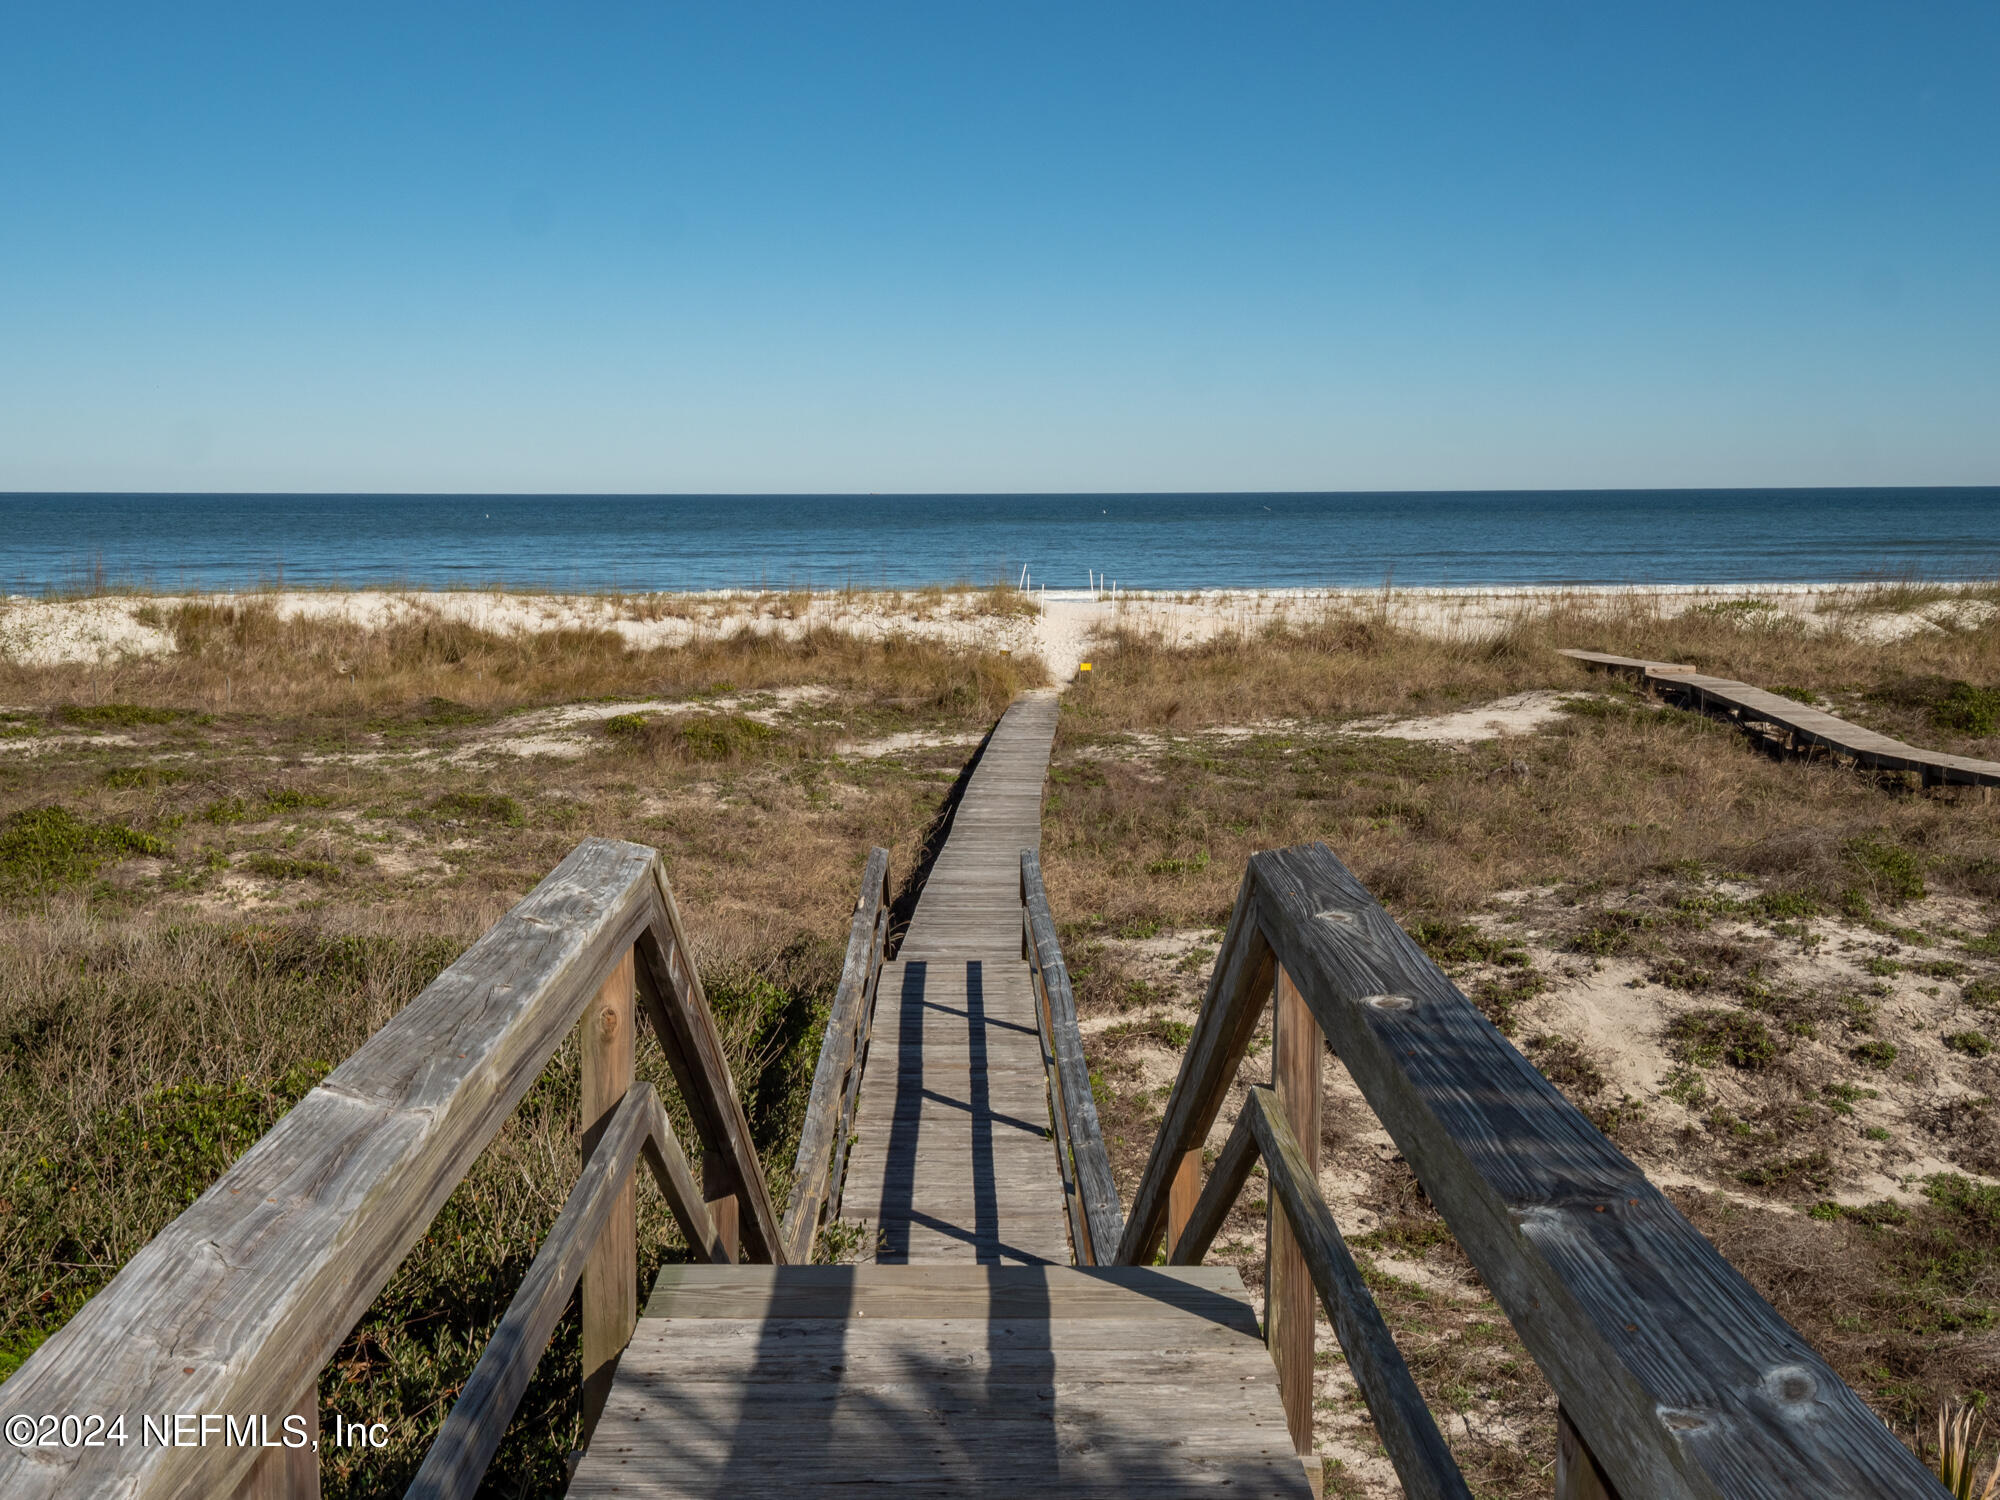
(229, 1385, 319, 1498)
(1557, 1406, 1621, 1500)
(580, 946, 637, 1442)
(703, 1152, 742, 1263)
(1267, 964, 1322, 1467)
(1167, 1148, 1203, 1253)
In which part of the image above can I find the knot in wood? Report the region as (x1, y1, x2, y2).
(1360, 993, 1414, 1011)
(1763, 1364, 1819, 1408)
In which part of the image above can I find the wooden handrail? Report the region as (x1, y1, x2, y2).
(0, 837, 783, 1500)
(1020, 850, 1124, 1263)
(1118, 841, 1950, 1500)
(406, 1083, 720, 1500)
(632, 858, 784, 1263)
(780, 847, 893, 1263)
(1117, 869, 1275, 1267)
(1171, 1086, 1473, 1500)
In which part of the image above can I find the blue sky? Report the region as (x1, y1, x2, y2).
(1, 2, 1995, 492)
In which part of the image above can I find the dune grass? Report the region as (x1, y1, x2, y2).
(0, 616, 1038, 1497)
(1043, 595, 2000, 1497)
(4, 584, 1998, 1497)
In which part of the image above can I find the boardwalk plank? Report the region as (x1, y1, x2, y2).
(572, 696, 1314, 1497)
(570, 1267, 1313, 1499)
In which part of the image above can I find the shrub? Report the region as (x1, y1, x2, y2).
(1738, 1150, 1834, 1193)
(430, 792, 526, 828)
(1852, 1040, 1900, 1069)
(245, 854, 344, 883)
(678, 713, 777, 761)
(1568, 910, 1653, 956)
(1668, 1009, 1779, 1069)
(1847, 838, 1926, 905)
(56, 703, 184, 728)
(0, 807, 169, 895)
(1411, 920, 1528, 968)
(1932, 681, 2000, 736)
(1945, 1031, 1992, 1058)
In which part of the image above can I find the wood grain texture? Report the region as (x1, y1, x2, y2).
(1558, 1406, 1622, 1500)
(844, 959, 1069, 1264)
(702, 1153, 741, 1265)
(1168, 1148, 1203, 1254)
(1244, 842, 1948, 1500)
(646, 1263, 1261, 1333)
(1166, 1105, 1260, 1269)
(1564, 647, 2000, 787)
(1022, 851, 1125, 1264)
(571, 1265, 1314, 1499)
(1026, 924, 1094, 1262)
(1245, 1087, 1473, 1500)
(894, 692, 1059, 960)
(406, 1084, 670, 1500)
(838, 694, 1077, 1265)
(228, 1389, 318, 1500)
(637, 1105, 728, 1266)
(0, 838, 664, 1500)
(1116, 871, 1277, 1265)
(580, 947, 638, 1441)
(781, 847, 892, 1262)
(1266, 967, 1321, 1458)
(633, 854, 784, 1263)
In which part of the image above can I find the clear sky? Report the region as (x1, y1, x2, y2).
(2, 2, 1995, 493)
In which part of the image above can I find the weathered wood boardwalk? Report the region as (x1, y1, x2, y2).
(569, 691, 1315, 1498)
(6, 687, 1947, 1498)
(1564, 647, 2000, 789)
(571, 1266, 1310, 1499)
(844, 689, 1069, 1263)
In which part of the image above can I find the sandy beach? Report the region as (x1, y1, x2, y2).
(5, 580, 1995, 678)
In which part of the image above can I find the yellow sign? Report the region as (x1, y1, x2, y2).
(1079, 662, 1092, 672)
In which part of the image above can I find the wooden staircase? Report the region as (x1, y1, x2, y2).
(570, 688, 1312, 1498)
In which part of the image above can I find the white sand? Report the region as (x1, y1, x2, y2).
(3, 581, 1988, 677)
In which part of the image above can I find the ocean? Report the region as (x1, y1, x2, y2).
(4, 488, 1997, 594)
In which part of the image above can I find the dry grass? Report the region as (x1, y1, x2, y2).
(6, 584, 1999, 1496)
(0, 615, 1034, 1497)
(1045, 598, 2000, 1496)
(0, 597, 1044, 719)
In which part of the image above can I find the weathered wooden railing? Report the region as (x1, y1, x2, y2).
(1172, 1083, 1472, 1499)
(1021, 851, 1124, 1264)
(780, 846, 893, 1263)
(1118, 842, 1949, 1500)
(0, 838, 787, 1500)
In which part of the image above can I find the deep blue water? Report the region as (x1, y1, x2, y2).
(3, 489, 1997, 592)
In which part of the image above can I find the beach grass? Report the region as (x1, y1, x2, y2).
(1, 583, 1997, 1496)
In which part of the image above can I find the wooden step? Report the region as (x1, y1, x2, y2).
(568, 1265, 1315, 1499)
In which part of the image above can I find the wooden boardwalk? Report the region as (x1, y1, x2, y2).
(569, 691, 1316, 1499)
(844, 689, 1069, 1263)
(1564, 647, 2000, 789)
(571, 1266, 1311, 1499)
(8, 689, 1943, 1498)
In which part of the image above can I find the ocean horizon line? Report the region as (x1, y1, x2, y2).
(15, 488, 2000, 593)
